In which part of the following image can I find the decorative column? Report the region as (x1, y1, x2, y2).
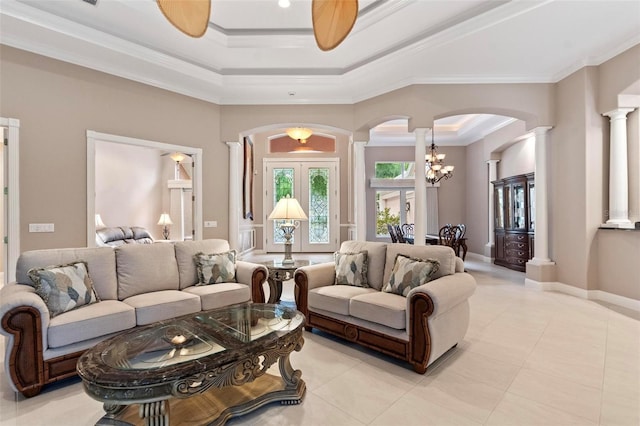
(529, 127, 553, 263)
(227, 141, 242, 250)
(353, 141, 367, 240)
(603, 108, 635, 227)
(414, 128, 428, 246)
(485, 160, 499, 257)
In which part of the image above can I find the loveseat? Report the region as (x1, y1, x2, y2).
(294, 241, 476, 373)
(0, 239, 267, 397)
(95, 226, 154, 246)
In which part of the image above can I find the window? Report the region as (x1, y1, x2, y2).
(375, 162, 414, 179)
(376, 189, 415, 236)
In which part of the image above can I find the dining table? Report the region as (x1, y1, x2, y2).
(404, 234, 467, 260)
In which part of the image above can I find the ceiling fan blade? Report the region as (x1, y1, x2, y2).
(312, 0, 358, 51)
(157, 0, 211, 38)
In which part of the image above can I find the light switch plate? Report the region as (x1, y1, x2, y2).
(204, 221, 217, 228)
(29, 223, 55, 233)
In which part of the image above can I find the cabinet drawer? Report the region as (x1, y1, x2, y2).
(506, 249, 528, 258)
(505, 233, 528, 242)
(506, 256, 527, 266)
(505, 241, 527, 250)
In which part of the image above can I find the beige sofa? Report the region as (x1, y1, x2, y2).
(0, 239, 267, 397)
(294, 241, 476, 373)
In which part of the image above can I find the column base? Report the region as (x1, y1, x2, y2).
(601, 221, 636, 229)
(526, 259, 556, 282)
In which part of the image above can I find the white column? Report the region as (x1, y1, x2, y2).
(227, 141, 242, 250)
(486, 160, 499, 249)
(530, 127, 553, 264)
(604, 108, 635, 227)
(353, 141, 367, 241)
(414, 128, 428, 246)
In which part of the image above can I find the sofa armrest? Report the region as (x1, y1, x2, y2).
(407, 272, 476, 321)
(0, 283, 50, 395)
(235, 261, 269, 303)
(294, 262, 336, 322)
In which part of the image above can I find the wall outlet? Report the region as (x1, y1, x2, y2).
(204, 221, 217, 228)
(29, 223, 55, 233)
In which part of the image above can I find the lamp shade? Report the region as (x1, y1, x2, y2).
(268, 196, 308, 221)
(157, 213, 173, 226)
(286, 127, 313, 142)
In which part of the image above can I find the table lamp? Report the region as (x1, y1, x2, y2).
(268, 195, 308, 264)
(157, 213, 173, 240)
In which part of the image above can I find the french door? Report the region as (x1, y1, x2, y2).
(264, 159, 339, 253)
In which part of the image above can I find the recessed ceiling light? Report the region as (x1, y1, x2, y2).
(278, 0, 291, 8)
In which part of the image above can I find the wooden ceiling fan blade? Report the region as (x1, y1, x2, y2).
(157, 0, 211, 38)
(312, 0, 358, 51)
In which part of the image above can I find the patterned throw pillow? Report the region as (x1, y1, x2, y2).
(194, 250, 237, 285)
(383, 254, 440, 297)
(334, 251, 369, 288)
(28, 261, 99, 318)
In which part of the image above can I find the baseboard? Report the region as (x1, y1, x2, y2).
(525, 279, 640, 312)
(466, 252, 492, 263)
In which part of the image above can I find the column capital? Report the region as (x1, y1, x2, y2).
(226, 141, 242, 148)
(603, 108, 635, 119)
(352, 140, 368, 146)
(532, 126, 553, 137)
(486, 159, 500, 165)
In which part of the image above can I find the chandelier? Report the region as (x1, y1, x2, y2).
(425, 131, 454, 185)
(286, 127, 313, 144)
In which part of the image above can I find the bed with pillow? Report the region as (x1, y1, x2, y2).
(0, 239, 268, 397)
(294, 241, 476, 374)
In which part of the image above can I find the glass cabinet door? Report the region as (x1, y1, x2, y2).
(528, 182, 535, 230)
(494, 186, 504, 229)
(512, 183, 525, 229)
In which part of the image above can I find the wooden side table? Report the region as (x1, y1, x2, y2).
(261, 260, 312, 303)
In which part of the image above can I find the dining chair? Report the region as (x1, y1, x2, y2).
(387, 224, 398, 243)
(394, 224, 406, 243)
(438, 224, 462, 255)
(401, 223, 414, 239)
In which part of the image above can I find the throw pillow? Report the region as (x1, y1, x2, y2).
(383, 254, 440, 297)
(334, 251, 369, 288)
(28, 261, 99, 318)
(194, 250, 237, 285)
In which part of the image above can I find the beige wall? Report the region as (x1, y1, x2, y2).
(0, 127, 3, 273)
(498, 137, 535, 179)
(0, 46, 223, 251)
(598, 44, 640, 112)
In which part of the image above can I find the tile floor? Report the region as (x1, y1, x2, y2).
(1, 254, 638, 426)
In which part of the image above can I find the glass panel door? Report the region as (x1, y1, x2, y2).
(265, 160, 339, 254)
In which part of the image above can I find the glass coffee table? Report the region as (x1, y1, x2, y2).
(77, 303, 305, 426)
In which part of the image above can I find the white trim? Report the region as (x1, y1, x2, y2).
(1, 117, 20, 284)
(86, 130, 203, 247)
(525, 279, 640, 312)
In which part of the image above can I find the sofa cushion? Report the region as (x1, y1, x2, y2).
(123, 290, 200, 325)
(309, 285, 377, 316)
(183, 283, 250, 310)
(194, 250, 237, 285)
(334, 251, 369, 288)
(383, 244, 456, 285)
(383, 254, 440, 297)
(339, 241, 387, 290)
(116, 243, 179, 300)
(28, 262, 99, 318)
(350, 292, 406, 330)
(16, 247, 118, 300)
(175, 240, 231, 289)
(47, 300, 136, 348)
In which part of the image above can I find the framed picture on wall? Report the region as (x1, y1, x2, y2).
(243, 137, 254, 220)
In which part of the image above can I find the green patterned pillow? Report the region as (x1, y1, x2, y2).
(334, 251, 369, 288)
(28, 261, 99, 318)
(383, 254, 440, 297)
(194, 250, 237, 285)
